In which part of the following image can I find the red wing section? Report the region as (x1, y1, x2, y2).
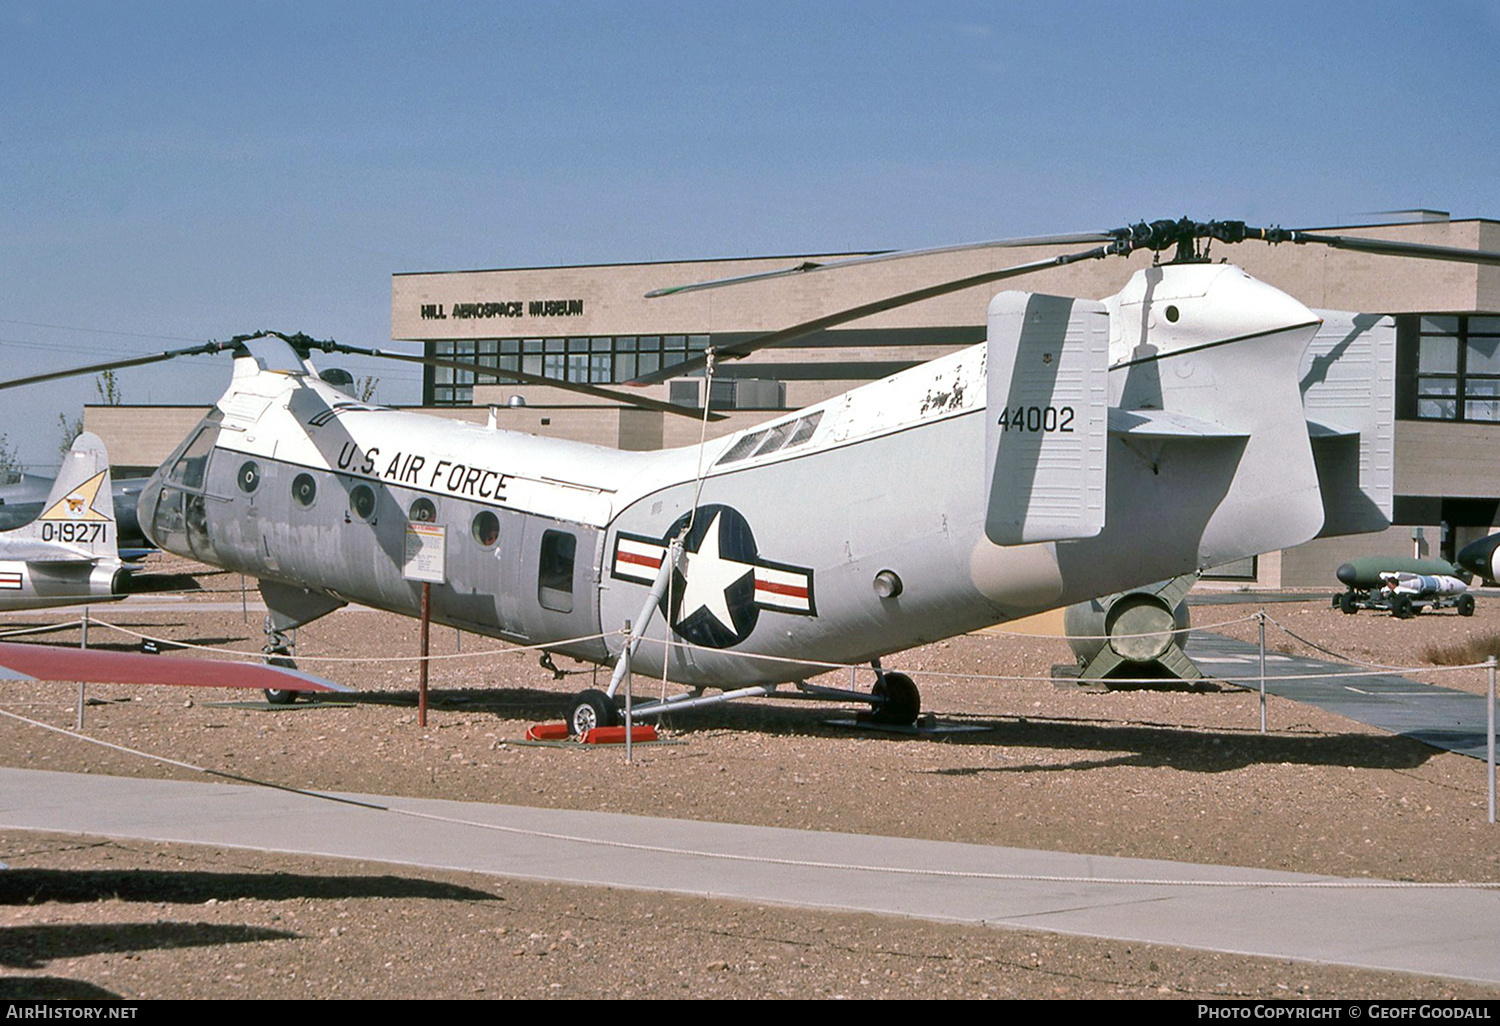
(0, 642, 351, 693)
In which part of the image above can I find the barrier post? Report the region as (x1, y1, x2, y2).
(623, 620, 633, 765)
(77, 609, 89, 730)
(1488, 655, 1495, 825)
(1258, 609, 1267, 734)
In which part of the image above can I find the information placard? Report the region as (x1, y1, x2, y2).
(403, 523, 446, 584)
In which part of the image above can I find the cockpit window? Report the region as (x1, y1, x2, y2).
(167, 423, 221, 490)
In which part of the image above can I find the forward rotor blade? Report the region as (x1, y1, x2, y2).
(631, 244, 1114, 384)
(319, 343, 726, 422)
(1247, 228, 1500, 267)
(0, 341, 233, 392)
(644, 231, 1116, 298)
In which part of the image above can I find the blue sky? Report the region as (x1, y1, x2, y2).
(2, 1, 1497, 469)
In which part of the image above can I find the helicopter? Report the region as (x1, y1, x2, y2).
(10, 218, 1498, 734)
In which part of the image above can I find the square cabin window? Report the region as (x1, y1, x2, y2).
(538, 530, 576, 613)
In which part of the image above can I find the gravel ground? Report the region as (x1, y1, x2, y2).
(1, 555, 1498, 1000)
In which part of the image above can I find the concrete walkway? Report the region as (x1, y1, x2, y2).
(2, 767, 1497, 986)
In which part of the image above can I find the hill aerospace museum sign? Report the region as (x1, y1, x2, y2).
(419, 299, 585, 320)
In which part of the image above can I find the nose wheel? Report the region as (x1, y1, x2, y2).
(262, 632, 299, 705)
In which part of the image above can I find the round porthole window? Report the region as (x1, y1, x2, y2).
(472, 510, 500, 547)
(409, 497, 436, 523)
(237, 461, 260, 494)
(292, 473, 317, 508)
(349, 484, 376, 521)
(1165, 304, 1181, 323)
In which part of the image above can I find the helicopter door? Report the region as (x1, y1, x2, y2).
(517, 520, 604, 658)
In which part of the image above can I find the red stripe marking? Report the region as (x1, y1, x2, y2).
(755, 580, 808, 598)
(617, 550, 663, 569)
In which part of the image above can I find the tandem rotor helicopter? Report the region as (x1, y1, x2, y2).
(8, 217, 1500, 732)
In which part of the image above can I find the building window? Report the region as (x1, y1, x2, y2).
(428, 334, 711, 405)
(1406, 316, 1500, 422)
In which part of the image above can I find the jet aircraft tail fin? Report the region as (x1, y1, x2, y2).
(4, 432, 119, 561)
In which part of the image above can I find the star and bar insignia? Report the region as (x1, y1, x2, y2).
(611, 504, 816, 649)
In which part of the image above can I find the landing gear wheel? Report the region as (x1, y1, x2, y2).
(869, 672, 921, 726)
(1338, 591, 1358, 615)
(1393, 594, 1415, 619)
(263, 648, 298, 705)
(569, 689, 618, 736)
(1457, 593, 1476, 617)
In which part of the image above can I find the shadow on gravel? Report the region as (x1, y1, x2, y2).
(0, 868, 498, 906)
(0, 976, 121, 999)
(0, 922, 296, 969)
(125, 571, 204, 594)
(921, 717, 1437, 775)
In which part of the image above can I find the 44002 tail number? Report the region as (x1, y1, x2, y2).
(996, 405, 1075, 433)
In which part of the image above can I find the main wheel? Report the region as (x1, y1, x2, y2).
(1393, 594, 1414, 619)
(569, 689, 618, 736)
(869, 672, 921, 726)
(1338, 591, 1358, 615)
(1457, 593, 1476, 617)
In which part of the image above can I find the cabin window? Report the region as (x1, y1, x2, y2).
(409, 497, 436, 522)
(472, 510, 500, 547)
(537, 530, 576, 613)
(292, 473, 317, 508)
(348, 484, 376, 521)
(236, 461, 260, 494)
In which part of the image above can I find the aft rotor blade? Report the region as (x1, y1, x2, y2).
(0, 341, 233, 392)
(631, 244, 1114, 384)
(1247, 228, 1500, 267)
(320, 343, 726, 422)
(644, 231, 1117, 298)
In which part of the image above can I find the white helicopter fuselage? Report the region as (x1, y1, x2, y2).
(137, 262, 1392, 688)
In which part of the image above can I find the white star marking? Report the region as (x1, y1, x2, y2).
(675, 512, 755, 633)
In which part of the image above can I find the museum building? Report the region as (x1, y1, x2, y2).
(89, 214, 1500, 590)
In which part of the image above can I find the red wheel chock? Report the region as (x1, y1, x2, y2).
(580, 724, 658, 745)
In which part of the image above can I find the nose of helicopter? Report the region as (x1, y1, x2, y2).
(1457, 533, 1500, 584)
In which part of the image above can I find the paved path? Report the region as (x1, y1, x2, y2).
(2, 767, 1497, 986)
(1186, 633, 1498, 761)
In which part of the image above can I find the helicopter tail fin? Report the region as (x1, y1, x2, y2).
(983, 292, 1110, 545)
(1302, 311, 1396, 539)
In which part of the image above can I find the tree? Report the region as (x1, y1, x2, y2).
(0, 434, 22, 485)
(356, 374, 379, 402)
(58, 370, 123, 454)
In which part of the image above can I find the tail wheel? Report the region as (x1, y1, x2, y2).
(569, 689, 618, 736)
(870, 672, 921, 726)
